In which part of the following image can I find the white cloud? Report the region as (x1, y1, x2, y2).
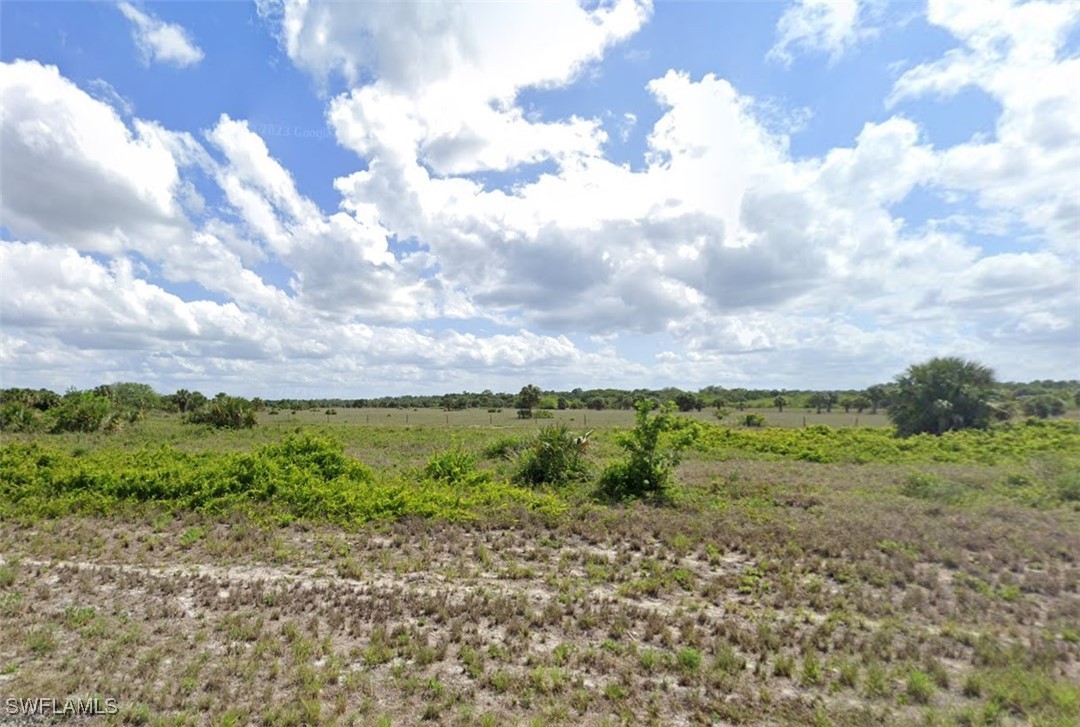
(2, 3, 1077, 394)
(0, 240, 620, 395)
(890, 0, 1080, 253)
(270, 0, 649, 176)
(117, 2, 204, 68)
(768, 0, 875, 67)
(0, 60, 189, 255)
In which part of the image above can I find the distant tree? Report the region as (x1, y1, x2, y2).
(586, 397, 607, 411)
(808, 392, 829, 414)
(852, 395, 871, 414)
(172, 389, 194, 413)
(888, 357, 998, 436)
(865, 385, 888, 415)
(840, 397, 855, 414)
(674, 392, 703, 412)
(516, 384, 541, 418)
(773, 395, 788, 413)
(825, 392, 838, 413)
(188, 391, 208, 412)
(557, 396, 569, 410)
(1075, 390, 1080, 407)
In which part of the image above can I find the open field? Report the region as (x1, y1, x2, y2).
(2, 415, 1079, 725)
(257, 407, 894, 431)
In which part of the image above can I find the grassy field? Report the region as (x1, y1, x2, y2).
(1, 413, 1079, 726)
(259, 406, 893, 431)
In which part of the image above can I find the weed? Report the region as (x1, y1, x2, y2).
(906, 668, 935, 704)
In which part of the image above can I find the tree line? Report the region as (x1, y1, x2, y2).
(2, 359, 1077, 436)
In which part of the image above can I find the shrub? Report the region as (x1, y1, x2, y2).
(1022, 395, 1066, 419)
(741, 413, 766, 427)
(47, 390, 118, 433)
(187, 396, 257, 429)
(515, 424, 590, 486)
(598, 400, 700, 501)
(483, 435, 525, 460)
(423, 449, 487, 486)
(906, 668, 935, 704)
(0, 402, 40, 432)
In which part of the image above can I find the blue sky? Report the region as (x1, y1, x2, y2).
(1, 0, 1077, 398)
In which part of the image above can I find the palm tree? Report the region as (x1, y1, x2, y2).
(773, 395, 788, 413)
(888, 357, 997, 436)
(516, 384, 542, 414)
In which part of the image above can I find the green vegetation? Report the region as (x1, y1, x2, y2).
(599, 400, 700, 501)
(888, 357, 999, 436)
(0, 433, 563, 524)
(186, 394, 258, 429)
(1, 367, 1078, 725)
(514, 423, 591, 486)
(697, 417, 1079, 465)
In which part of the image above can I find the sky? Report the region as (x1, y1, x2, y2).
(1, 0, 1078, 398)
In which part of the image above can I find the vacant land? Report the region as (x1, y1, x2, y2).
(1, 415, 1078, 725)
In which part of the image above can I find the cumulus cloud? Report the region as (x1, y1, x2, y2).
(269, 0, 649, 176)
(0, 60, 189, 254)
(0, 240, 617, 395)
(3, 1, 1077, 394)
(890, 0, 1080, 252)
(117, 2, 204, 68)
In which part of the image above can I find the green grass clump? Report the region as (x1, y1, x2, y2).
(515, 423, 590, 487)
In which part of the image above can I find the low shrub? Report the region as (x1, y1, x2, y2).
(741, 413, 766, 427)
(598, 401, 700, 502)
(0, 434, 565, 524)
(187, 396, 257, 429)
(0, 402, 40, 432)
(515, 423, 590, 487)
(423, 448, 488, 486)
(484, 435, 525, 460)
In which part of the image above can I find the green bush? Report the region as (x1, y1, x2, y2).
(515, 423, 590, 486)
(1022, 395, 1067, 419)
(741, 413, 766, 427)
(888, 357, 997, 436)
(0, 402, 40, 432)
(47, 391, 118, 433)
(598, 401, 700, 502)
(187, 396, 257, 429)
(483, 435, 525, 460)
(423, 448, 487, 485)
(696, 418, 1080, 466)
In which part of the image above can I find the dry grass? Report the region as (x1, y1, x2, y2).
(2, 450, 1077, 725)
